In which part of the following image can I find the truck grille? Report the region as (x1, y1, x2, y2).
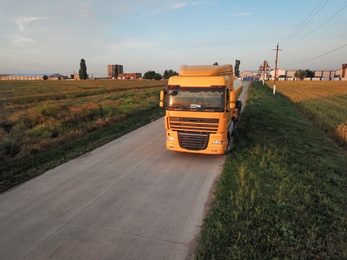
(169, 117, 219, 133)
(178, 132, 209, 150)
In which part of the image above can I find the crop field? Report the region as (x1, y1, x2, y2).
(0, 80, 165, 191)
(272, 80, 347, 149)
(196, 81, 347, 259)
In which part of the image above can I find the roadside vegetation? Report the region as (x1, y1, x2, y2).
(196, 81, 347, 259)
(0, 80, 165, 192)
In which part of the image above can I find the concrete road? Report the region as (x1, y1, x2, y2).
(239, 80, 250, 106)
(0, 120, 225, 259)
(0, 82, 250, 260)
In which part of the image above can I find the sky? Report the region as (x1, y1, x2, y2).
(0, 0, 346, 77)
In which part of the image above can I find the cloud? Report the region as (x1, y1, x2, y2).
(152, 1, 217, 14)
(6, 16, 47, 45)
(14, 16, 46, 33)
(191, 1, 217, 6)
(170, 3, 189, 9)
(170, 1, 217, 9)
(230, 12, 251, 17)
(6, 34, 36, 44)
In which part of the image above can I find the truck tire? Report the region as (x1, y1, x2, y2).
(236, 101, 242, 121)
(225, 134, 232, 155)
(225, 118, 237, 154)
(230, 117, 236, 136)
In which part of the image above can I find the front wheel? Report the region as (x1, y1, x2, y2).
(225, 119, 236, 154)
(230, 118, 237, 136)
(236, 100, 242, 121)
(225, 136, 232, 155)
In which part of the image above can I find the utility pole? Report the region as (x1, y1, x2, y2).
(262, 60, 267, 84)
(273, 43, 281, 94)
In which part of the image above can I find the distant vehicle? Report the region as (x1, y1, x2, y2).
(243, 76, 254, 81)
(159, 64, 243, 154)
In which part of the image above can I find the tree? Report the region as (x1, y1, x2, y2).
(213, 62, 219, 65)
(79, 59, 88, 80)
(143, 70, 162, 80)
(143, 70, 156, 80)
(235, 59, 241, 77)
(163, 69, 178, 80)
(305, 69, 315, 78)
(42, 75, 48, 80)
(154, 73, 162, 80)
(294, 70, 306, 80)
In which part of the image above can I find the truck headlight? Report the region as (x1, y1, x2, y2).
(167, 137, 176, 142)
(212, 140, 223, 145)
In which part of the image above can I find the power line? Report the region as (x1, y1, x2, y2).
(279, 43, 347, 66)
(264, 49, 274, 65)
(281, 0, 328, 46)
(285, 3, 347, 48)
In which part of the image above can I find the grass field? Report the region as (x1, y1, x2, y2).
(271, 80, 347, 149)
(2, 79, 347, 257)
(196, 81, 347, 259)
(0, 80, 165, 191)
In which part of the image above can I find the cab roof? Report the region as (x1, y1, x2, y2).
(179, 65, 233, 77)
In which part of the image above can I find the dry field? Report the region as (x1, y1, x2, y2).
(271, 80, 347, 148)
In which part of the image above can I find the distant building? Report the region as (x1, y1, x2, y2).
(49, 73, 67, 80)
(108, 64, 123, 79)
(0, 73, 69, 80)
(336, 63, 347, 79)
(240, 71, 257, 80)
(270, 69, 343, 81)
(258, 60, 271, 80)
(118, 73, 142, 80)
(70, 72, 80, 80)
(0, 74, 43, 80)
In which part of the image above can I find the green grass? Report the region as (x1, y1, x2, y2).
(0, 107, 164, 192)
(0, 80, 166, 192)
(0, 81, 164, 163)
(196, 82, 347, 259)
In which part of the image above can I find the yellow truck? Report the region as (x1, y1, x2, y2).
(159, 64, 243, 154)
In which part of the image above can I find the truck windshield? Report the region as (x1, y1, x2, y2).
(167, 86, 225, 112)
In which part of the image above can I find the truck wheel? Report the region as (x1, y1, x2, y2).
(236, 101, 242, 121)
(225, 119, 236, 154)
(231, 118, 236, 136)
(225, 135, 232, 155)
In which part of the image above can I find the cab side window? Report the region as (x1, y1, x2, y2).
(226, 89, 230, 111)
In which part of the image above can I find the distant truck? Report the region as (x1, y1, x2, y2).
(159, 64, 243, 154)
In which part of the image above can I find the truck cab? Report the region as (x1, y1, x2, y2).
(160, 64, 243, 154)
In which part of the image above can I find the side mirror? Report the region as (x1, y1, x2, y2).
(229, 91, 236, 109)
(159, 90, 165, 107)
